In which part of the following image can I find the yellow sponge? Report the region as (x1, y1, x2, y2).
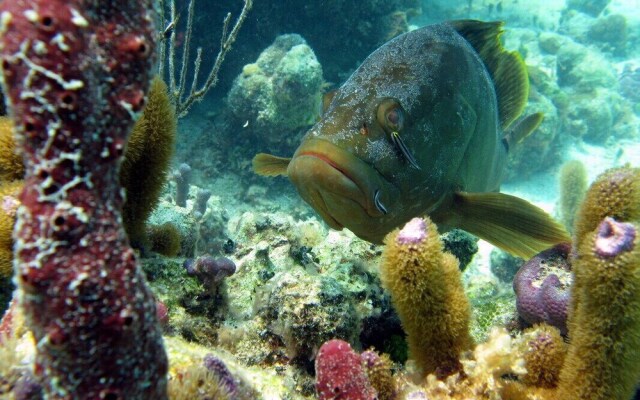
(378, 217, 473, 376)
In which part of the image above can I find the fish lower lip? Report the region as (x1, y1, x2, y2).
(296, 151, 368, 209)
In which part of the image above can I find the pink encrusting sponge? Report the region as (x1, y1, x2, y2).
(0, 1, 168, 398)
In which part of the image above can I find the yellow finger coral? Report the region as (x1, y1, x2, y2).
(0, 180, 22, 288)
(573, 166, 640, 246)
(557, 217, 640, 400)
(0, 116, 23, 182)
(520, 324, 567, 388)
(379, 217, 473, 377)
(121, 76, 176, 249)
(558, 160, 587, 232)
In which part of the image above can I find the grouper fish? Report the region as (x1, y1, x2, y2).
(253, 20, 569, 258)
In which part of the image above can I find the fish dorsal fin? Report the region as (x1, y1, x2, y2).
(448, 20, 529, 131)
(503, 112, 544, 151)
(252, 153, 291, 177)
(450, 191, 570, 258)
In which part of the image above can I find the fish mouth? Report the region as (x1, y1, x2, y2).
(287, 138, 394, 230)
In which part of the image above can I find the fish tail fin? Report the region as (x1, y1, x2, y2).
(449, 20, 530, 131)
(450, 191, 570, 259)
(503, 112, 544, 151)
(252, 153, 291, 177)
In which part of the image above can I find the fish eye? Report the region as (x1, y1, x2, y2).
(376, 98, 404, 132)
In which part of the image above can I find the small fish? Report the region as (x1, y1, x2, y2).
(163, 19, 177, 39)
(160, 3, 188, 40)
(253, 20, 569, 258)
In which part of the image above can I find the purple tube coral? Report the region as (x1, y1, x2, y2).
(513, 243, 572, 335)
(183, 255, 236, 295)
(174, 163, 192, 207)
(203, 354, 238, 396)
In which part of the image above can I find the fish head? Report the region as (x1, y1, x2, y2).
(287, 85, 450, 243)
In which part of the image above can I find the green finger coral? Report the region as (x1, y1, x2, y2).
(121, 76, 177, 249)
(558, 160, 588, 232)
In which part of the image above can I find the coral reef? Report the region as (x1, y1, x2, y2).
(183, 255, 236, 297)
(254, 268, 360, 364)
(0, 1, 167, 398)
(513, 243, 572, 335)
(379, 217, 473, 377)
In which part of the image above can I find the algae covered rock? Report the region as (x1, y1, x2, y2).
(227, 34, 323, 140)
(566, 0, 611, 17)
(556, 39, 616, 91)
(254, 269, 360, 363)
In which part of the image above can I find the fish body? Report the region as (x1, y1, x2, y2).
(254, 20, 568, 258)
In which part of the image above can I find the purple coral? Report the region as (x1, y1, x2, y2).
(396, 217, 428, 245)
(174, 163, 192, 207)
(594, 217, 636, 257)
(514, 243, 572, 335)
(183, 255, 236, 295)
(203, 354, 238, 396)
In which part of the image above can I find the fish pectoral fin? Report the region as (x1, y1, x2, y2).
(451, 191, 570, 259)
(252, 153, 291, 177)
(503, 112, 544, 150)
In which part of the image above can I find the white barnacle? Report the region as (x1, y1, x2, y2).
(0, 11, 12, 34)
(23, 9, 38, 23)
(69, 8, 88, 27)
(64, 79, 84, 90)
(100, 146, 110, 158)
(51, 33, 70, 52)
(33, 40, 47, 55)
(68, 271, 89, 291)
(118, 99, 138, 119)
